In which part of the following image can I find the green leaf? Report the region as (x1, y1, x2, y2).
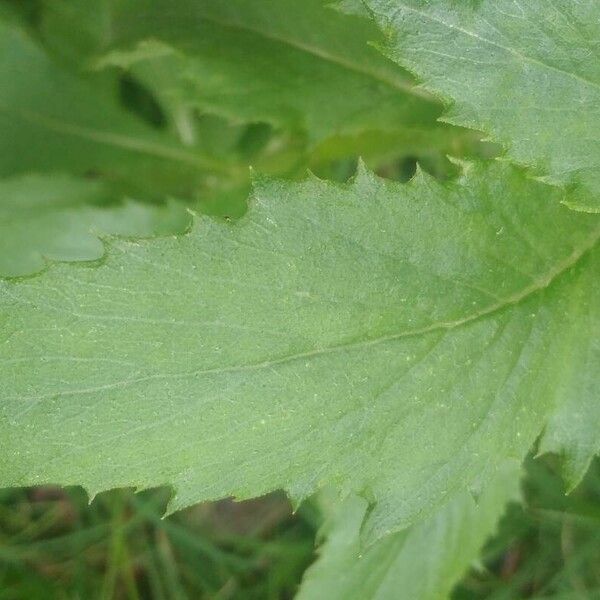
(538, 315, 600, 489)
(1, 163, 598, 544)
(1, 5, 485, 222)
(361, 0, 600, 213)
(0, 15, 234, 199)
(72, 0, 450, 145)
(0, 174, 191, 278)
(297, 461, 520, 600)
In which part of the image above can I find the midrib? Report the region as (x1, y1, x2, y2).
(4, 224, 597, 406)
(176, 225, 600, 377)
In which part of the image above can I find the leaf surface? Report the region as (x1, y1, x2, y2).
(362, 0, 600, 212)
(297, 461, 520, 600)
(1, 164, 598, 543)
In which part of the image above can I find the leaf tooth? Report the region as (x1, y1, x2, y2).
(352, 157, 378, 187)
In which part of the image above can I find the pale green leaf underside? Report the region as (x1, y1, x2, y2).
(363, 0, 600, 213)
(1, 163, 598, 544)
(538, 293, 600, 488)
(298, 461, 520, 600)
(0, 175, 191, 278)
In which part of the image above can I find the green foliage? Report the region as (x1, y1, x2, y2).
(3, 458, 600, 598)
(0, 1, 598, 598)
(41, 0, 443, 143)
(0, 16, 215, 198)
(361, 0, 600, 213)
(298, 462, 520, 600)
(0, 486, 316, 599)
(2, 162, 597, 543)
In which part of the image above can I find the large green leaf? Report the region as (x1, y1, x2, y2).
(1, 163, 598, 544)
(0, 175, 190, 278)
(297, 461, 520, 600)
(361, 0, 600, 213)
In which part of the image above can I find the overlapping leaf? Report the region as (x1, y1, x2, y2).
(39, 0, 456, 148)
(361, 0, 600, 212)
(298, 462, 520, 600)
(0, 3, 494, 280)
(1, 163, 598, 545)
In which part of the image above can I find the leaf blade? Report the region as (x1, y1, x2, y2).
(362, 0, 600, 212)
(297, 461, 520, 600)
(1, 164, 597, 542)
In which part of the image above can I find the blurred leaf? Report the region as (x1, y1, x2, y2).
(0, 15, 236, 198)
(0, 174, 190, 278)
(41, 0, 457, 147)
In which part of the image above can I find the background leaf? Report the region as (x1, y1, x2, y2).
(0, 175, 191, 278)
(297, 461, 520, 600)
(0, 16, 230, 199)
(33, 0, 485, 162)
